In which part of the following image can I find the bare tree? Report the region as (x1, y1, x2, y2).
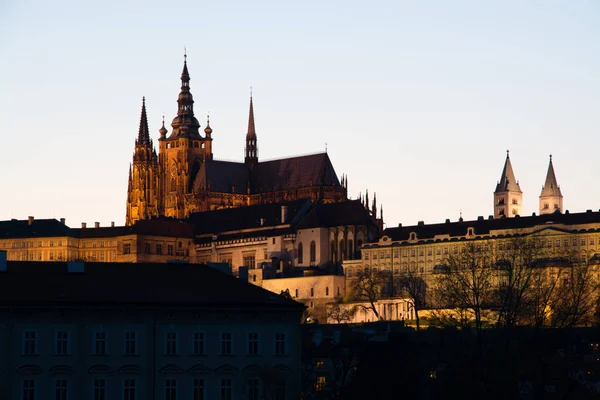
(347, 269, 387, 320)
(395, 266, 427, 330)
(327, 296, 357, 324)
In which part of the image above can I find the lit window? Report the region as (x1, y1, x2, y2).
(315, 376, 327, 392)
(123, 243, 131, 254)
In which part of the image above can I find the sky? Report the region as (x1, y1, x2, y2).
(1, 1, 599, 229)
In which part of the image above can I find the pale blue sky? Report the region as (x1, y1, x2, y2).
(1, 1, 599, 228)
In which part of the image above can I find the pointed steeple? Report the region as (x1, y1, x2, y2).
(169, 53, 201, 138)
(365, 190, 369, 211)
(540, 154, 562, 197)
(204, 114, 213, 137)
(539, 154, 563, 214)
(495, 150, 522, 193)
(245, 92, 258, 167)
(137, 97, 150, 145)
(493, 150, 523, 218)
(159, 115, 168, 139)
(372, 192, 377, 216)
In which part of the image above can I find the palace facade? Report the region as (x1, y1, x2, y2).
(125, 56, 347, 226)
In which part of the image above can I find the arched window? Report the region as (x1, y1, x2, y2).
(297, 242, 303, 265)
(310, 241, 316, 264)
(339, 239, 345, 261)
(348, 239, 354, 260)
(326, 287, 329, 296)
(310, 288, 314, 297)
(331, 241, 336, 263)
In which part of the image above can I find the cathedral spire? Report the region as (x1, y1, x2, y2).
(137, 97, 150, 145)
(493, 150, 523, 218)
(170, 53, 200, 138)
(539, 154, 563, 214)
(245, 92, 258, 167)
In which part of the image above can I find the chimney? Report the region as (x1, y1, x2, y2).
(260, 218, 266, 226)
(95, 222, 100, 228)
(82, 222, 87, 229)
(0, 250, 6, 272)
(60, 218, 65, 225)
(111, 221, 115, 227)
(28, 216, 34, 225)
(281, 205, 288, 224)
(418, 221, 424, 226)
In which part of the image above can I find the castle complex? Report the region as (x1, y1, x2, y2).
(125, 56, 347, 226)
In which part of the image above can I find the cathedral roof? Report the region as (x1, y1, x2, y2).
(250, 152, 340, 193)
(495, 151, 522, 193)
(197, 152, 341, 196)
(137, 97, 151, 145)
(296, 200, 377, 229)
(540, 155, 562, 197)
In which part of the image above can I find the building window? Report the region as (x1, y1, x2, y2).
(193, 379, 204, 400)
(243, 255, 256, 269)
(93, 379, 106, 400)
(55, 379, 68, 400)
(297, 242, 303, 264)
(581, 239, 587, 246)
(295, 288, 299, 297)
(564, 239, 569, 247)
(590, 238, 595, 245)
(144, 243, 151, 254)
(310, 288, 314, 297)
(364, 252, 369, 260)
(56, 331, 69, 355)
(167, 245, 173, 255)
(325, 287, 329, 296)
(94, 331, 107, 355)
(373, 252, 377, 260)
(220, 333, 232, 355)
(248, 332, 259, 355)
(247, 378, 260, 400)
(123, 379, 136, 400)
(315, 376, 327, 392)
(23, 331, 36, 355)
(393, 250, 398, 258)
(156, 244, 162, 255)
(330, 240, 336, 263)
(275, 333, 286, 355)
(556, 239, 561, 247)
(166, 332, 178, 355)
(193, 332, 205, 355)
(310, 240, 317, 263)
(165, 379, 177, 400)
(123, 243, 131, 254)
(220, 379, 232, 400)
(124, 331, 137, 355)
(22, 380, 35, 400)
(348, 268, 353, 278)
(275, 379, 286, 400)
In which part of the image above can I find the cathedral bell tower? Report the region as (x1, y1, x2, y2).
(126, 97, 160, 226)
(158, 54, 213, 219)
(493, 150, 522, 218)
(539, 154, 563, 215)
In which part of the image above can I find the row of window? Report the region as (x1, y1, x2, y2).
(365, 237, 600, 260)
(21, 377, 285, 400)
(2, 240, 118, 249)
(21, 331, 287, 357)
(292, 286, 341, 298)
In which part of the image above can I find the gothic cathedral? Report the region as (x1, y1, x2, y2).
(126, 56, 347, 226)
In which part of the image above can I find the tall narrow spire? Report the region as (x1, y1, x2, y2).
(539, 154, 563, 214)
(137, 97, 150, 145)
(245, 92, 258, 167)
(169, 53, 200, 138)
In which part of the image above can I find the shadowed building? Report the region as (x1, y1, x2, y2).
(126, 55, 347, 226)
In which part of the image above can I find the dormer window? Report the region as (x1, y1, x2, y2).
(467, 228, 474, 236)
(544, 203, 549, 209)
(409, 232, 417, 241)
